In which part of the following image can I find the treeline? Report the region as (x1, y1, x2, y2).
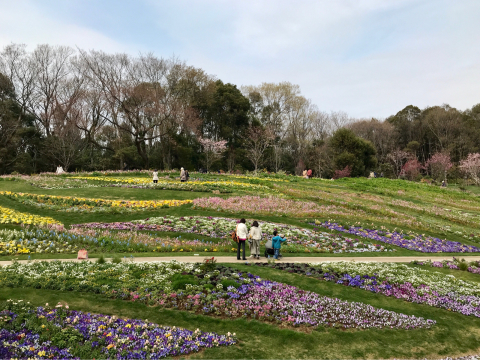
(1, 44, 479, 180)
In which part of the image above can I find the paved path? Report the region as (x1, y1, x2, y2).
(1, 255, 479, 265)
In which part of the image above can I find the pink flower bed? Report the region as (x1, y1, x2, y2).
(193, 196, 343, 217)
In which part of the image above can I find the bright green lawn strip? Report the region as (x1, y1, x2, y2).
(1, 267, 480, 359)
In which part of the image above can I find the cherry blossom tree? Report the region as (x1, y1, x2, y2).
(333, 165, 351, 179)
(198, 137, 227, 172)
(401, 159, 424, 181)
(425, 152, 453, 182)
(459, 153, 480, 185)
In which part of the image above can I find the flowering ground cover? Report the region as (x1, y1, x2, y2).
(411, 258, 480, 275)
(0, 260, 434, 331)
(72, 215, 395, 254)
(0, 227, 235, 256)
(250, 261, 480, 318)
(70, 176, 277, 194)
(0, 205, 62, 227)
(315, 221, 480, 253)
(192, 195, 358, 218)
(0, 191, 192, 213)
(0, 299, 236, 359)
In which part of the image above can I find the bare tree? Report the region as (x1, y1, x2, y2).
(244, 126, 275, 173)
(388, 149, 410, 178)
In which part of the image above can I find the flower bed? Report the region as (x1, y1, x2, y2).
(70, 176, 276, 194)
(0, 299, 236, 359)
(0, 191, 191, 213)
(411, 258, 480, 275)
(0, 227, 236, 256)
(315, 221, 480, 253)
(192, 196, 354, 218)
(72, 215, 395, 253)
(0, 261, 435, 331)
(249, 261, 480, 318)
(0, 205, 62, 227)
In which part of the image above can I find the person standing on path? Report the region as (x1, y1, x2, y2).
(249, 220, 262, 259)
(152, 169, 159, 184)
(180, 167, 187, 182)
(236, 218, 248, 260)
(272, 231, 286, 260)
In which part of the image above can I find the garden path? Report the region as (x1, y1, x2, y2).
(1, 255, 480, 265)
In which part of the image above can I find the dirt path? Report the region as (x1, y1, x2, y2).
(1, 255, 479, 265)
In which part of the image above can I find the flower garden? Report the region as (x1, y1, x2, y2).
(1, 172, 480, 358)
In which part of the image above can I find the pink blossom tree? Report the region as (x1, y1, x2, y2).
(333, 165, 351, 179)
(459, 153, 480, 185)
(198, 138, 227, 172)
(401, 159, 424, 181)
(425, 152, 453, 182)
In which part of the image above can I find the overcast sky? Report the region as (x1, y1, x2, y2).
(1, 0, 479, 118)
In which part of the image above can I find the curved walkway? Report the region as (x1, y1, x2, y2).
(1, 255, 479, 266)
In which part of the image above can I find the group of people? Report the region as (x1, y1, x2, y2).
(152, 168, 189, 183)
(235, 218, 286, 260)
(302, 169, 312, 179)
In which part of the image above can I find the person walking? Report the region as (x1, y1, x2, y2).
(236, 218, 248, 260)
(180, 167, 187, 182)
(152, 169, 159, 184)
(249, 220, 262, 259)
(272, 231, 286, 260)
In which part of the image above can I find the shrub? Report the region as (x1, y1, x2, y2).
(111, 256, 122, 264)
(220, 279, 241, 289)
(96, 256, 106, 264)
(171, 274, 199, 290)
(199, 257, 217, 272)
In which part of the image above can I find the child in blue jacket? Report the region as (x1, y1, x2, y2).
(271, 230, 286, 260)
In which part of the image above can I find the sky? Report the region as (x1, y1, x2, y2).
(0, 0, 479, 119)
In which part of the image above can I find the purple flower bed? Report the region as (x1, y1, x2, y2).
(154, 268, 435, 330)
(250, 262, 480, 318)
(0, 327, 76, 359)
(315, 221, 480, 253)
(0, 304, 236, 359)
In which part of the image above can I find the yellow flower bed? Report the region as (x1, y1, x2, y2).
(0, 241, 30, 255)
(0, 191, 192, 210)
(0, 205, 62, 226)
(70, 176, 273, 191)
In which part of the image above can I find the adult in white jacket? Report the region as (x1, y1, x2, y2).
(249, 221, 262, 259)
(236, 218, 248, 260)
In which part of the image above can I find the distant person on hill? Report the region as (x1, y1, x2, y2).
(249, 220, 262, 259)
(56, 165, 64, 174)
(236, 218, 248, 260)
(307, 169, 312, 178)
(441, 180, 447, 187)
(272, 231, 286, 260)
(180, 167, 186, 182)
(152, 169, 159, 184)
(302, 169, 308, 178)
(185, 169, 189, 181)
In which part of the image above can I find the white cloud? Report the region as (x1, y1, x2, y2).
(0, 0, 130, 53)
(1, 0, 479, 118)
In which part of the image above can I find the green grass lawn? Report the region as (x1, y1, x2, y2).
(1, 263, 479, 359)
